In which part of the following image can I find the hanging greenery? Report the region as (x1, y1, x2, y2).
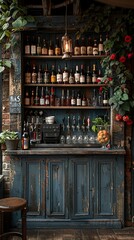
(0, 0, 34, 72)
(77, 3, 134, 125)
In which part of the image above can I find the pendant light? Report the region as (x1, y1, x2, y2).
(61, 1, 72, 59)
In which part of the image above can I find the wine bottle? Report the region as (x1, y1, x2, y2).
(50, 65, 56, 83)
(80, 37, 86, 55)
(80, 64, 85, 84)
(34, 86, 39, 106)
(45, 87, 50, 106)
(37, 36, 42, 55)
(24, 90, 30, 106)
(31, 64, 37, 83)
(31, 36, 36, 55)
(92, 64, 97, 83)
(55, 37, 61, 55)
(25, 62, 31, 83)
(74, 65, 80, 83)
(87, 37, 93, 55)
(61, 89, 66, 106)
(93, 39, 98, 55)
(48, 40, 54, 56)
(63, 63, 69, 84)
(40, 87, 45, 106)
(69, 69, 75, 84)
(98, 34, 104, 55)
(37, 65, 43, 83)
(74, 39, 80, 55)
(25, 35, 30, 55)
(86, 66, 92, 84)
(43, 63, 50, 83)
(56, 65, 63, 83)
(71, 90, 76, 106)
(42, 39, 48, 55)
(50, 87, 55, 106)
(21, 121, 30, 150)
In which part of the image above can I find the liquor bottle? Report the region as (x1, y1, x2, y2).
(50, 87, 55, 106)
(74, 65, 80, 83)
(66, 89, 71, 106)
(98, 89, 103, 106)
(105, 34, 110, 55)
(25, 62, 31, 83)
(37, 36, 42, 55)
(87, 37, 93, 55)
(43, 63, 50, 83)
(80, 37, 86, 55)
(61, 89, 66, 106)
(97, 69, 103, 82)
(63, 63, 69, 84)
(92, 88, 97, 106)
(45, 87, 50, 106)
(56, 65, 63, 84)
(55, 37, 61, 55)
(71, 90, 76, 106)
(31, 64, 37, 83)
(92, 64, 97, 83)
(31, 36, 36, 55)
(41, 39, 48, 55)
(98, 34, 104, 55)
(86, 66, 92, 84)
(103, 91, 108, 106)
(21, 121, 30, 150)
(82, 93, 86, 106)
(93, 39, 98, 55)
(74, 39, 80, 55)
(76, 91, 82, 106)
(69, 69, 75, 84)
(50, 65, 56, 83)
(80, 64, 85, 84)
(40, 87, 45, 106)
(25, 35, 30, 55)
(37, 65, 43, 83)
(30, 89, 35, 106)
(48, 40, 54, 56)
(24, 90, 30, 106)
(34, 86, 39, 106)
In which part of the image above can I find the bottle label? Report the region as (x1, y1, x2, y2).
(92, 76, 97, 83)
(44, 72, 50, 83)
(80, 46, 86, 55)
(87, 46, 93, 55)
(63, 72, 69, 83)
(25, 45, 30, 55)
(45, 98, 50, 106)
(25, 73, 31, 83)
(37, 46, 42, 55)
(51, 75, 56, 83)
(82, 100, 86, 106)
(42, 48, 48, 55)
(48, 49, 54, 55)
(22, 138, 29, 150)
(98, 43, 103, 53)
(76, 98, 81, 106)
(69, 76, 75, 84)
(86, 76, 91, 84)
(37, 73, 43, 83)
(74, 73, 80, 83)
(31, 46, 36, 55)
(71, 99, 76, 106)
(24, 98, 30, 106)
(55, 48, 61, 55)
(32, 73, 37, 83)
(80, 75, 85, 83)
(103, 99, 108, 105)
(74, 47, 80, 55)
(93, 47, 98, 55)
(56, 73, 63, 83)
(40, 98, 45, 105)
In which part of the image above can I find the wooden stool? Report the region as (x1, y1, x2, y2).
(0, 197, 27, 240)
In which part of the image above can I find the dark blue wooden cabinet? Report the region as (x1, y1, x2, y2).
(10, 151, 124, 228)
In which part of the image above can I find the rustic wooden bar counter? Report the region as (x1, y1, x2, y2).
(7, 147, 125, 229)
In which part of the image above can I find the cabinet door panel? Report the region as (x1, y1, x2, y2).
(46, 157, 67, 218)
(69, 157, 92, 219)
(94, 156, 115, 217)
(22, 159, 45, 216)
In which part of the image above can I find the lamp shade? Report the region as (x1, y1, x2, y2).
(61, 33, 72, 59)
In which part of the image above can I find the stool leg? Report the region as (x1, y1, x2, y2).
(0, 212, 3, 236)
(21, 207, 27, 240)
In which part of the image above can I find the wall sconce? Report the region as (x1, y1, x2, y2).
(61, 2, 72, 59)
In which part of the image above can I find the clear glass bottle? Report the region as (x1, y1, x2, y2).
(74, 65, 80, 83)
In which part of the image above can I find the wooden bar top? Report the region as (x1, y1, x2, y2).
(6, 147, 126, 155)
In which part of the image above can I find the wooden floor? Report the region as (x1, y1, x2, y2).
(25, 227, 134, 240)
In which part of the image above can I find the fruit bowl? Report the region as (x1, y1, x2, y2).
(97, 128, 110, 149)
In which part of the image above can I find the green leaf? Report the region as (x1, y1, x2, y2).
(0, 66, 5, 73)
(121, 93, 128, 101)
(12, 17, 27, 28)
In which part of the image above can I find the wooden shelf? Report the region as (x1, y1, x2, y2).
(24, 83, 107, 87)
(24, 54, 106, 59)
(24, 106, 110, 110)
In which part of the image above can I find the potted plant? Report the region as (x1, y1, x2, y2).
(0, 130, 19, 150)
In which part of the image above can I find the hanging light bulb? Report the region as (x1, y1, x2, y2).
(61, 2, 72, 59)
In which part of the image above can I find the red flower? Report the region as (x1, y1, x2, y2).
(115, 114, 123, 121)
(119, 56, 126, 63)
(110, 54, 116, 60)
(108, 77, 113, 82)
(97, 78, 101, 83)
(122, 115, 129, 122)
(128, 53, 134, 59)
(99, 87, 103, 92)
(126, 119, 133, 126)
(124, 35, 132, 43)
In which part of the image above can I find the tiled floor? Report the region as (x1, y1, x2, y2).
(26, 227, 134, 240)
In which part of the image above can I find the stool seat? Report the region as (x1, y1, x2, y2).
(0, 197, 26, 212)
(0, 197, 27, 240)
